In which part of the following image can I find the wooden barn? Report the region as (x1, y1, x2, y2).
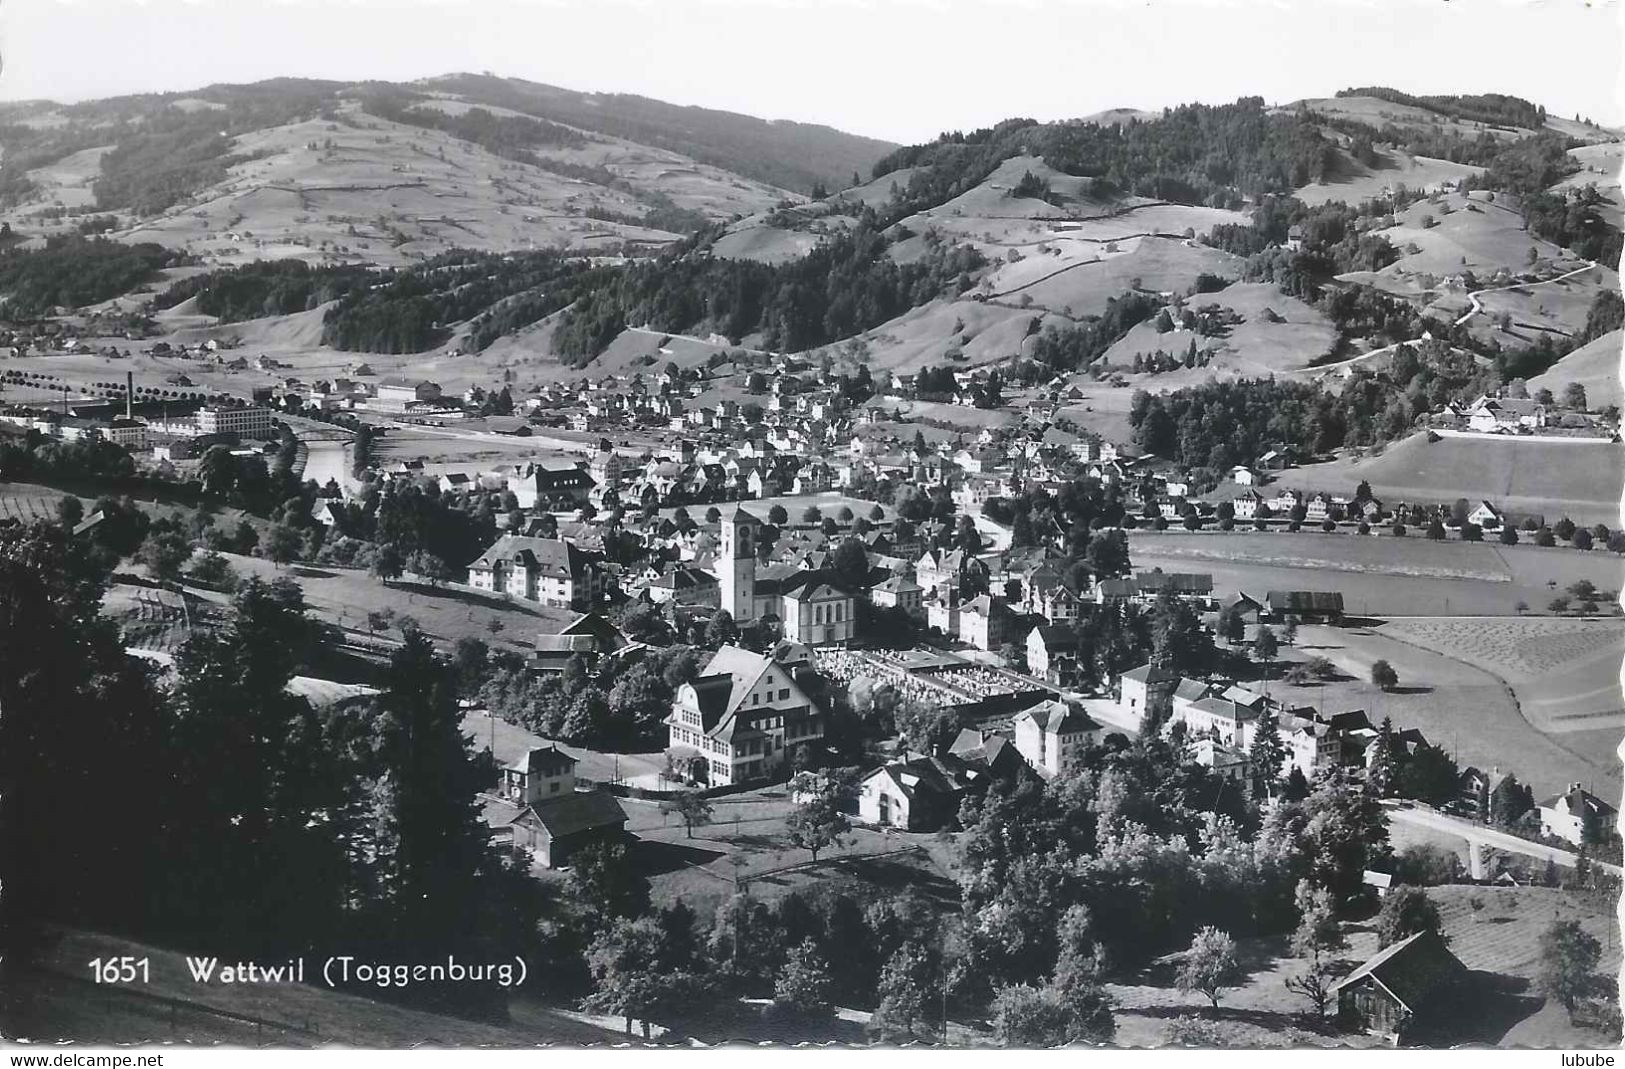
(1333, 929, 1466, 1043)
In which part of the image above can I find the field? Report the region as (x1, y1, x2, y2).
(1527, 328, 1623, 413)
(1338, 191, 1587, 305)
(1380, 617, 1625, 737)
(1101, 281, 1339, 378)
(1129, 529, 1625, 614)
(1267, 623, 1620, 800)
(221, 553, 576, 654)
(1464, 264, 1621, 345)
(1294, 147, 1483, 207)
(5, 94, 798, 268)
(1109, 881, 1617, 1049)
(1267, 431, 1625, 528)
(0, 484, 69, 524)
(1552, 142, 1624, 230)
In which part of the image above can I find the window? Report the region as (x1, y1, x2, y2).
(752, 693, 760, 706)
(780, 688, 789, 700)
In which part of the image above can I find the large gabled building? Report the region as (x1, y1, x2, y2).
(665, 644, 825, 787)
(466, 535, 606, 609)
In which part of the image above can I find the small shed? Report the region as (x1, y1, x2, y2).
(1333, 929, 1466, 1042)
(509, 791, 627, 869)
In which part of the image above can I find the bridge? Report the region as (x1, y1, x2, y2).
(1383, 800, 1621, 880)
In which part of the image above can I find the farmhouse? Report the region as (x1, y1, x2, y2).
(1537, 783, 1618, 846)
(1333, 929, 1466, 1042)
(1466, 395, 1547, 433)
(857, 754, 982, 831)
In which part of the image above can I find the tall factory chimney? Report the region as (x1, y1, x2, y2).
(126, 371, 134, 420)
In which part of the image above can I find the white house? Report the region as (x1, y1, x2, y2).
(1013, 700, 1103, 779)
(1538, 783, 1618, 846)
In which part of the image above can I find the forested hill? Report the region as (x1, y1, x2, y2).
(417, 73, 898, 195)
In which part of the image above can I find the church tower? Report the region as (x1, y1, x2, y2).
(719, 505, 759, 621)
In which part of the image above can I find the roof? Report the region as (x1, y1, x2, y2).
(1173, 678, 1210, 703)
(1135, 571, 1213, 596)
(1265, 590, 1345, 613)
(534, 634, 599, 655)
(1188, 696, 1258, 723)
(678, 644, 785, 742)
(508, 744, 578, 776)
(1332, 929, 1464, 1014)
(513, 790, 627, 838)
(1029, 625, 1078, 652)
(467, 535, 593, 577)
(1016, 698, 1101, 736)
(1539, 784, 1619, 818)
(1120, 662, 1181, 685)
(874, 575, 923, 594)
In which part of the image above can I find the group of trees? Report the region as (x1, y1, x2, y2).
(318, 249, 612, 354)
(0, 524, 536, 1014)
(552, 219, 984, 360)
(874, 99, 1341, 222)
(153, 259, 375, 321)
(0, 235, 188, 317)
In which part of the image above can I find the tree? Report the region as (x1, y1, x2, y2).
(1284, 881, 1347, 1019)
(1248, 712, 1285, 796)
(1176, 927, 1241, 1010)
(1368, 717, 1397, 798)
(371, 543, 405, 584)
(1253, 625, 1278, 666)
(1375, 885, 1442, 948)
(55, 495, 84, 530)
(659, 790, 714, 839)
(1369, 659, 1399, 691)
(568, 839, 651, 923)
(1281, 615, 1299, 646)
(366, 629, 499, 965)
(138, 527, 192, 585)
(1563, 383, 1589, 411)
(265, 522, 302, 568)
(1538, 918, 1602, 1018)
(1491, 773, 1535, 826)
(991, 983, 1073, 1046)
(870, 940, 933, 1039)
(703, 609, 739, 649)
(187, 550, 238, 591)
(768, 504, 788, 526)
(1555, 516, 1577, 542)
(772, 939, 834, 1021)
(786, 771, 850, 862)
(584, 916, 703, 1035)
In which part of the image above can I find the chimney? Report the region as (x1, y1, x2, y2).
(125, 371, 133, 420)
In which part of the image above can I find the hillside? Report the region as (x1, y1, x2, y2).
(0, 76, 896, 265)
(416, 73, 897, 195)
(1270, 430, 1625, 526)
(1527, 328, 1624, 412)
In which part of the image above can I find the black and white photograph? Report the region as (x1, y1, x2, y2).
(0, 0, 1621, 1054)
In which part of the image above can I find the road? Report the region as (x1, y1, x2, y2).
(1384, 801, 1622, 875)
(1452, 260, 1599, 328)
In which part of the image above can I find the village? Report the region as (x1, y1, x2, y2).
(3, 338, 1619, 1047)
